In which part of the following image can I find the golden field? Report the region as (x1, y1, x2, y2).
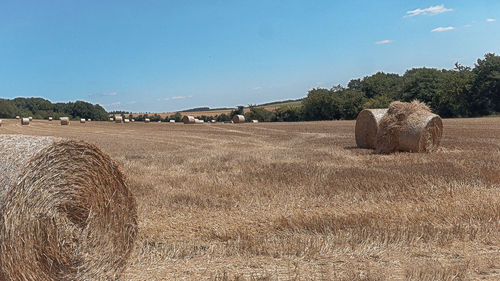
(1, 117, 499, 280)
(133, 105, 289, 118)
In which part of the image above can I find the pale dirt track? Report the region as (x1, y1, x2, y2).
(1, 118, 500, 280)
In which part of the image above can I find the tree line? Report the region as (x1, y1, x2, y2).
(243, 53, 500, 122)
(0, 98, 109, 121)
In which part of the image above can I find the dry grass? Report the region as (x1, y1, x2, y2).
(1, 118, 499, 280)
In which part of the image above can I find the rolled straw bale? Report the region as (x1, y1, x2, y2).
(251, 120, 259, 123)
(48, 117, 53, 121)
(28, 117, 33, 121)
(131, 119, 135, 122)
(87, 119, 91, 122)
(115, 116, 123, 123)
(109, 118, 114, 122)
(194, 119, 204, 124)
(15, 116, 20, 119)
(21, 118, 30, 125)
(144, 118, 150, 123)
(124, 119, 130, 123)
(169, 120, 175, 123)
(182, 115, 195, 124)
(0, 135, 137, 281)
(0, 120, 2, 127)
(80, 118, 86, 123)
(210, 120, 216, 123)
(375, 101, 443, 153)
(60, 117, 70, 126)
(232, 114, 245, 123)
(355, 108, 388, 149)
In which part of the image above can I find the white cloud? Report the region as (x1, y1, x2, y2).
(487, 18, 496, 22)
(159, 95, 192, 102)
(375, 40, 392, 45)
(431, 26, 455, 32)
(106, 102, 121, 107)
(253, 86, 263, 91)
(405, 4, 453, 17)
(89, 92, 118, 98)
(127, 101, 137, 105)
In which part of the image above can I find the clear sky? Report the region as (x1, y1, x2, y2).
(1, 1, 499, 112)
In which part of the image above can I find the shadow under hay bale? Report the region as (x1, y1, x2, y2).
(355, 108, 388, 149)
(0, 135, 137, 281)
(375, 101, 443, 153)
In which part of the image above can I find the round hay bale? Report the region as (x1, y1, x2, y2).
(115, 116, 123, 124)
(87, 119, 91, 122)
(0, 120, 2, 127)
(210, 120, 216, 123)
(109, 118, 114, 122)
(80, 118, 86, 124)
(15, 116, 20, 120)
(232, 115, 245, 123)
(251, 119, 259, 123)
(28, 117, 33, 121)
(131, 119, 135, 122)
(0, 135, 137, 281)
(21, 118, 30, 126)
(375, 101, 443, 153)
(194, 119, 204, 124)
(48, 117, 53, 121)
(182, 116, 195, 124)
(355, 108, 388, 149)
(169, 120, 175, 123)
(60, 117, 70, 126)
(144, 118, 150, 123)
(124, 119, 130, 123)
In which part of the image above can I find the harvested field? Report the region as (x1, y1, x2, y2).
(1, 118, 500, 280)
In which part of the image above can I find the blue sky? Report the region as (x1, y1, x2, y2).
(0, 1, 499, 112)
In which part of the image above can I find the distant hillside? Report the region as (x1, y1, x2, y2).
(256, 98, 303, 107)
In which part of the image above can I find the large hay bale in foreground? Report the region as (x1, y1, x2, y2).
(182, 116, 195, 124)
(232, 114, 245, 123)
(0, 135, 137, 281)
(355, 108, 388, 149)
(375, 101, 443, 153)
(21, 118, 30, 126)
(60, 117, 70, 126)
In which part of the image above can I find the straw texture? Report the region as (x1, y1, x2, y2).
(0, 135, 137, 281)
(232, 115, 245, 123)
(355, 108, 388, 149)
(375, 101, 443, 153)
(60, 117, 70, 126)
(182, 116, 195, 124)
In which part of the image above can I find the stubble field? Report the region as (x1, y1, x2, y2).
(1, 117, 499, 280)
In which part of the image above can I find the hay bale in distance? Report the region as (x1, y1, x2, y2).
(109, 118, 114, 122)
(375, 101, 443, 153)
(15, 116, 20, 119)
(131, 119, 135, 122)
(80, 118, 86, 123)
(169, 120, 175, 123)
(232, 114, 245, 123)
(144, 118, 150, 123)
(210, 120, 216, 123)
(115, 116, 123, 123)
(60, 117, 70, 126)
(0, 120, 2, 127)
(182, 115, 195, 124)
(251, 120, 259, 123)
(87, 119, 92, 122)
(21, 118, 30, 126)
(124, 119, 130, 123)
(0, 134, 137, 281)
(28, 117, 33, 121)
(355, 108, 388, 149)
(194, 119, 204, 124)
(48, 117, 53, 121)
